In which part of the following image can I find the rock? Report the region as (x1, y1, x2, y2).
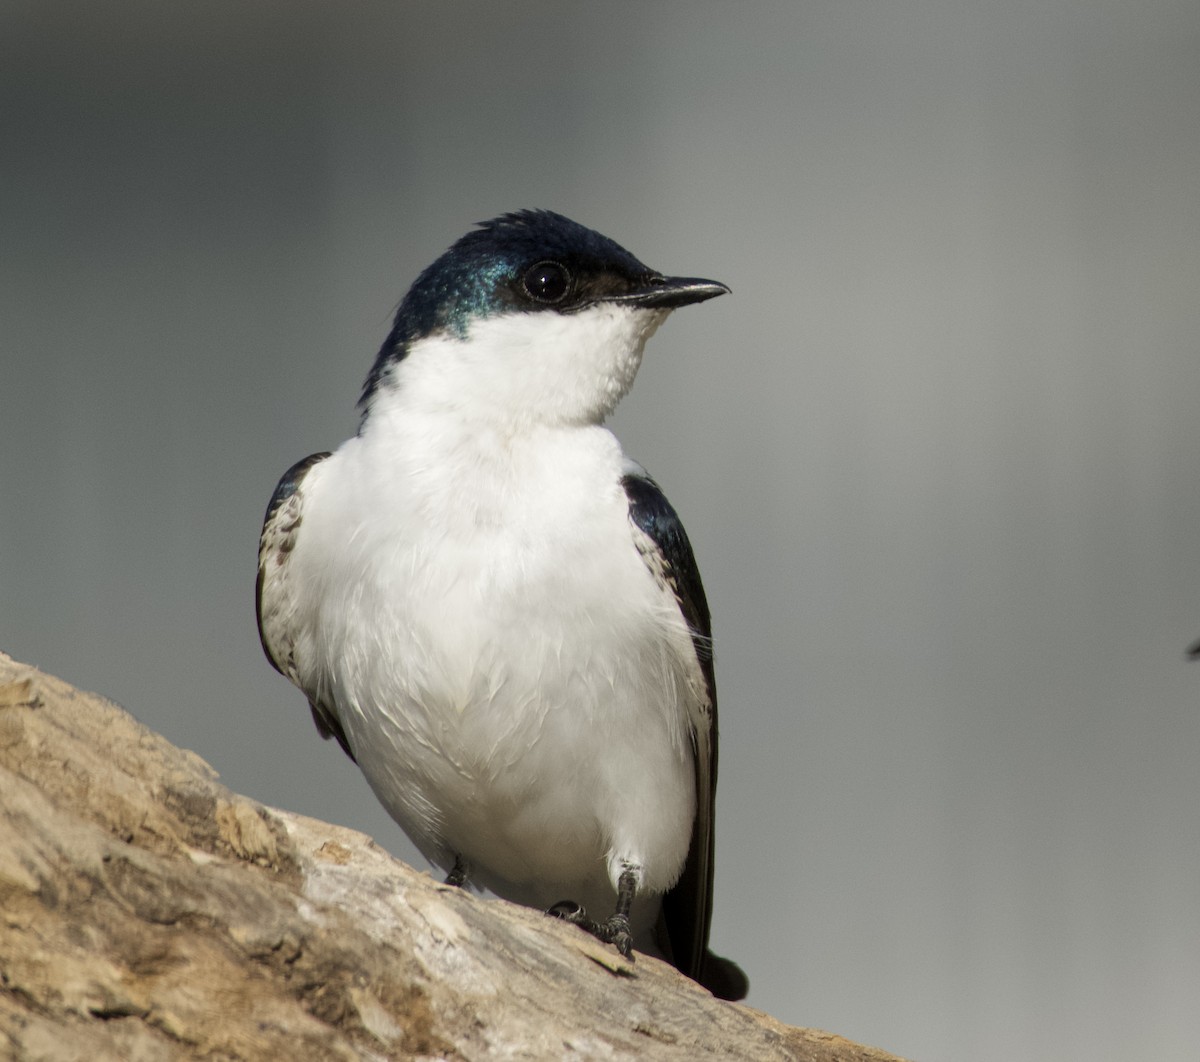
(0, 653, 907, 1061)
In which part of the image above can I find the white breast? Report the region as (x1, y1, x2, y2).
(285, 380, 698, 902)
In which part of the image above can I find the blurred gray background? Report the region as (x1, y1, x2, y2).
(3, 2, 1199, 1059)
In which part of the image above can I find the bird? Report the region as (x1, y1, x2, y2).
(256, 209, 747, 1000)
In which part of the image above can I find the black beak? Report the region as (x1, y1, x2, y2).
(609, 275, 731, 310)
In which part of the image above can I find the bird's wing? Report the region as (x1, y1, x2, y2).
(621, 461, 746, 999)
(256, 452, 356, 761)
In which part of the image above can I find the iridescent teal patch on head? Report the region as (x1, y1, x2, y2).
(437, 254, 518, 339)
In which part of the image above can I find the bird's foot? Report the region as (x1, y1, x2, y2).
(547, 900, 634, 960)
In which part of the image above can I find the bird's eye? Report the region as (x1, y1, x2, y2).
(522, 260, 570, 304)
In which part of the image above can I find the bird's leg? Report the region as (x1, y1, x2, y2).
(547, 863, 638, 960)
(443, 855, 469, 887)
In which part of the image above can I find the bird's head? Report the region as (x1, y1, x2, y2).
(359, 210, 728, 430)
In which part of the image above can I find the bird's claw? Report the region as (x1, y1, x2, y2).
(594, 913, 633, 958)
(547, 899, 588, 923)
(547, 901, 634, 960)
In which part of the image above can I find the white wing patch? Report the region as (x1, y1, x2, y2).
(629, 520, 713, 732)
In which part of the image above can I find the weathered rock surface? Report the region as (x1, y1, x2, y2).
(0, 652, 907, 1061)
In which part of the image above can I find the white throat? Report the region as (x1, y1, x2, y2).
(362, 302, 669, 434)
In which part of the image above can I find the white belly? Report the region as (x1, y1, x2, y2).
(289, 422, 698, 900)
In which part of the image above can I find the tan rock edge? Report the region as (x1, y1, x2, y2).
(0, 652, 907, 1061)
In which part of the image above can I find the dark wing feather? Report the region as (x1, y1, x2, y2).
(256, 452, 356, 762)
(622, 466, 747, 1001)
